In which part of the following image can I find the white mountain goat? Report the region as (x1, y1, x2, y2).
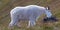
(9, 5, 57, 28)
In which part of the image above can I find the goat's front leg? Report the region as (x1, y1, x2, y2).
(27, 17, 36, 28)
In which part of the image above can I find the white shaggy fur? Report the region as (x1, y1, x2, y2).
(9, 5, 52, 28)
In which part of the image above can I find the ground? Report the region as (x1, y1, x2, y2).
(0, 0, 60, 30)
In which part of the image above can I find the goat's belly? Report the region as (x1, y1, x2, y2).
(19, 15, 29, 20)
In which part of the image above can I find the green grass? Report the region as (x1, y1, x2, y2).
(0, 0, 60, 30)
(0, 0, 11, 10)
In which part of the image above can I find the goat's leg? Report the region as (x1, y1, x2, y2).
(27, 17, 36, 28)
(9, 13, 19, 28)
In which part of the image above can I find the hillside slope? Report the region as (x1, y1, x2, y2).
(0, 0, 60, 30)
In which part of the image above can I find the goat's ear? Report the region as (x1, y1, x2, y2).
(46, 6, 50, 10)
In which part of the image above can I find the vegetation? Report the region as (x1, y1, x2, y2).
(0, 0, 60, 30)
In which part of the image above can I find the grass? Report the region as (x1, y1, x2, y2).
(0, 0, 11, 10)
(0, 0, 60, 30)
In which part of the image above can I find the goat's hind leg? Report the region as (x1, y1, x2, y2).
(9, 13, 19, 28)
